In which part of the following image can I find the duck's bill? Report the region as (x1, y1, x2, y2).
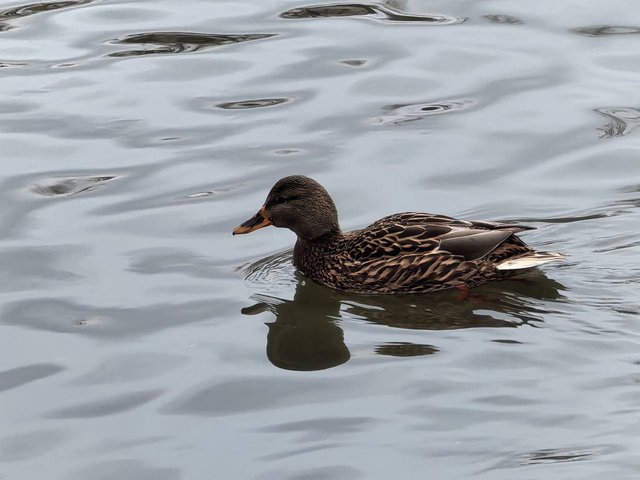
(233, 207, 272, 235)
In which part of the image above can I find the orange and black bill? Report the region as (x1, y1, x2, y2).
(232, 206, 272, 235)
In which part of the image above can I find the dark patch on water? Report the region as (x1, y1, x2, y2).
(265, 310, 350, 371)
(595, 107, 640, 138)
(485, 444, 619, 472)
(243, 279, 351, 371)
(339, 58, 367, 66)
(0, 61, 28, 68)
(272, 148, 302, 155)
(374, 342, 439, 357)
(572, 25, 640, 36)
(0, 0, 91, 20)
(108, 32, 276, 57)
(492, 339, 523, 344)
(516, 446, 602, 465)
(216, 97, 290, 109)
(31, 175, 118, 197)
(371, 99, 475, 125)
(0, 364, 64, 392)
(281, 3, 375, 18)
(483, 14, 523, 24)
(280, 3, 464, 25)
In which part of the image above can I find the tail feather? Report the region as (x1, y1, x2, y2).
(496, 252, 565, 271)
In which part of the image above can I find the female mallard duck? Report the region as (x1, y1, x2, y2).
(233, 175, 563, 294)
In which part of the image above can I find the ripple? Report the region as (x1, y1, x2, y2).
(107, 32, 276, 58)
(272, 148, 302, 155)
(129, 248, 224, 279)
(31, 174, 118, 197)
(184, 191, 215, 199)
(507, 212, 612, 224)
(71, 353, 186, 385)
(572, 25, 640, 36)
(280, 3, 464, 25)
(281, 3, 375, 18)
(0, 363, 64, 392)
(595, 107, 640, 138)
(374, 342, 439, 357)
(243, 249, 296, 291)
(340, 59, 367, 67)
(483, 14, 523, 25)
(370, 99, 475, 125)
(216, 97, 290, 110)
(492, 339, 523, 344)
(71, 460, 180, 480)
(257, 416, 373, 436)
(0, 62, 28, 68)
(162, 369, 406, 415)
(46, 389, 163, 418)
(484, 444, 616, 472)
(515, 447, 602, 465)
(0, 430, 66, 462)
(0, 0, 91, 21)
(2, 297, 226, 338)
(0, 100, 38, 114)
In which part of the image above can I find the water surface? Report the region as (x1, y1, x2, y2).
(1, 0, 640, 478)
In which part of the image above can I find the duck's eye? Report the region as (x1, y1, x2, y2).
(272, 194, 299, 205)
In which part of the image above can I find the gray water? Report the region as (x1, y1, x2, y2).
(1, 0, 640, 478)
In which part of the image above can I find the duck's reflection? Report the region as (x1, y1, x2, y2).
(242, 278, 350, 371)
(242, 270, 565, 371)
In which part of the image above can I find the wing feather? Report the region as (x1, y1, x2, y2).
(438, 230, 513, 261)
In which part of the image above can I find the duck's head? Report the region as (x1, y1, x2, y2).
(233, 175, 340, 240)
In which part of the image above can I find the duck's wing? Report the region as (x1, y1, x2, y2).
(339, 213, 539, 292)
(349, 212, 532, 262)
(343, 227, 525, 293)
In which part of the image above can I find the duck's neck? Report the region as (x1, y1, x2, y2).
(293, 229, 342, 270)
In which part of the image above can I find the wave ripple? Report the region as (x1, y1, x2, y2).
(108, 32, 275, 57)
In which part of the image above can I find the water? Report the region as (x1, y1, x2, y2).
(1, 0, 639, 478)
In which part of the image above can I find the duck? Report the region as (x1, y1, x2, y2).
(233, 175, 564, 294)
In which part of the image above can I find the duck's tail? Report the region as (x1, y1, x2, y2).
(496, 251, 565, 271)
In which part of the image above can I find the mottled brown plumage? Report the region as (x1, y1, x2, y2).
(233, 176, 564, 294)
